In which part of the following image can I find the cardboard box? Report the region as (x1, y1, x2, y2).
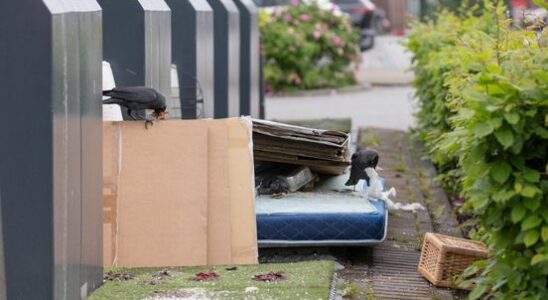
(103, 118, 258, 267)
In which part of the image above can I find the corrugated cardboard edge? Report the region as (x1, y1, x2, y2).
(229, 117, 258, 264)
(102, 122, 121, 268)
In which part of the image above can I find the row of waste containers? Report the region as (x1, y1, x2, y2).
(0, 0, 264, 299)
(102, 0, 263, 120)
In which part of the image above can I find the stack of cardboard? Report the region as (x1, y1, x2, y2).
(252, 119, 350, 175)
(103, 118, 257, 268)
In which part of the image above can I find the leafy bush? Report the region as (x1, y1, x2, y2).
(259, 2, 361, 92)
(406, 1, 548, 299)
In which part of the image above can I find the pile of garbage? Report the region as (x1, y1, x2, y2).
(253, 120, 425, 212)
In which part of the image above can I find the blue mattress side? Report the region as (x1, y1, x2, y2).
(257, 200, 386, 241)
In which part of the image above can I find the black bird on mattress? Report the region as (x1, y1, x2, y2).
(103, 86, 167, 128)
(345, 149, 379, 187)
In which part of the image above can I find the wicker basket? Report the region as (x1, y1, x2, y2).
(418, 233, 488, 288)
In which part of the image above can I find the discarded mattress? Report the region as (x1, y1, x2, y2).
(256, 175, 388, 247)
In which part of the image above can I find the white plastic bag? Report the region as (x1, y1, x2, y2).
(363, 168, 425, 213)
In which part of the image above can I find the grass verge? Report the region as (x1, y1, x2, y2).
(89, 260, 334, 300)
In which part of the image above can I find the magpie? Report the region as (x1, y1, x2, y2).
(345, 149, 379, 187)
(103, 86, 167, 128)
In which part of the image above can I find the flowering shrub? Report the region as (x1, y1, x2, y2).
(259, 1, 361, 92)
(406, 1, 548, 299)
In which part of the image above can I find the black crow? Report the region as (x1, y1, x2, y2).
(345, 149, 379, 187)
(103, 86, 167, 128)
(255, 176, 289, 198)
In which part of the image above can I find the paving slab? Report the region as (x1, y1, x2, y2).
(260, 127, 466, 299)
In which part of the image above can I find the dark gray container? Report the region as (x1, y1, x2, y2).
(98, 0, 173, 118)
(206, 0, 240, 118)
(165, 0, 215, 119)
(259, 38, 266, 119)
(233, 0, 260, 118)
(0, 0, 103, 299)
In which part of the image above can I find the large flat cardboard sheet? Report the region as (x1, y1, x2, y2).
(103, 119, 258, 267)
(104, 121, 208, 267)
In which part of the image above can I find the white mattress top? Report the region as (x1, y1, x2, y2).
(256, 191, 378, 215)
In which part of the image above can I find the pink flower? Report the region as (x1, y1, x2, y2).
(290, 0, 299, 6)
(287, 27, 295, 35)
(331, 35, 342, 46)
(284, 13, 292, 22)
(293, 76, 302, 85)
(314, 23, 322, 30)
(313, 31, 321, 40)
(299, 14, 310, 21)
(273, 10, 281, 18)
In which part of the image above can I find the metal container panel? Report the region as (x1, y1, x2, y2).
(165, 0, 215, 119)
(259, 38, 266, 119)
(195, 2, 215, 119)
(233, 0, 260, 118)
(78, 7, 104, 298)
(207, 0, 240, 118)
(0, 0, 103, 299)
(0, 1, 54, 297)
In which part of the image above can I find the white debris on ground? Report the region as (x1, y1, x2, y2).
(145, 288, 218, 300)
(244, 286, 259, 293)
(333, 261, 345, 271)
(364, 168, 425, 213)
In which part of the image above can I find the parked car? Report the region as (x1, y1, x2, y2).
(254, 0, 343, 16)
(332, 0, 389, 51)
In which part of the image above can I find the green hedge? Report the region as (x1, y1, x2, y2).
(405, 1, 548, 299)
(259, 2, 361, 93)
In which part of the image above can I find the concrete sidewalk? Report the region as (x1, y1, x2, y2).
(359, 35, 414, 86)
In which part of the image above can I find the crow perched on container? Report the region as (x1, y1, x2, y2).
(345, 149, 379, 187)
(103, 86, 167, 128)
